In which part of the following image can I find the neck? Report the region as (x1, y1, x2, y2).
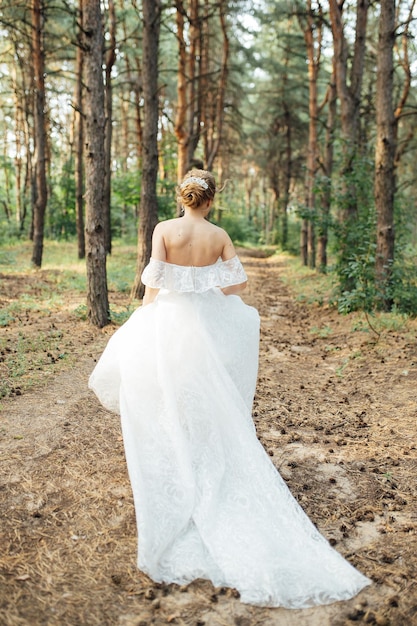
(182, 203, 211, 219)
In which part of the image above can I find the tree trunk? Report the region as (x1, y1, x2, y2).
(300, 219, 308, 265)
(12, 69, 23, 228)
(205, 0, 229, 171)
(174, 1, 189, 183)
(31, 0, 48, 268)
(131, 0, 161, 300)
(282, 114, 291, 250)
(174, 0, 209, 186)
(318, 61, 337, 272)
(185, 0, 201, 169)
(15, 44, 32, 233)
(393, 0, 415, 165)
(374, 0, 396, 309)
(103, 0, 116, 254)
(75, 3, 85, 260)
(82, 0, 110, 328)
(120, 0, 143, 169)
(301, 0, 322, 269)
(329, 0, 368, 220)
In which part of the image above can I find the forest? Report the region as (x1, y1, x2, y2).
(0, 0, 416, 325)
(2, 3, 417, 626)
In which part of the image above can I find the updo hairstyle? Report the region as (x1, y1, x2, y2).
(177, 169, 216, 210)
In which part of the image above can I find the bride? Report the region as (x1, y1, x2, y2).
(89, 169, 370, 608)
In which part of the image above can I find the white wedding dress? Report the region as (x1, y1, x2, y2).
(89, 255, 370, 608)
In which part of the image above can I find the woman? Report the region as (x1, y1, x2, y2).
(89, 169, 370, 608)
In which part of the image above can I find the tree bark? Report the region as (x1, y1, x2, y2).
(174, 1, 189, 183)
(16, 45, 32, 233)
(393, 0, 416, 165)
(300, 0, 323, 269)
(374, 0, 396, 309)
(103, 0, 116, 254)
(282, 111, 291, 250)
(205, 0, 229, 171)
(12, 67, 23, 228)
(75, 1, 85, 260)
(82, 0, 110, 327)
(131, 0, 161, 300)
(318, 60, 337, 271)
(31, 0, 48, 268)
(329, 0, 369, 220)
(174, 0, 214, 187)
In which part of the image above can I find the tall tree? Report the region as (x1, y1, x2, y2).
(31, 0, 48, 267)
(173, 0, 230, 184)
(317, 58, 337, 271)
(393, 0, 416, 164)
(131, 0, 161, 300)
(174, 0, 199, 182)
(12, 52, 27, 231)
(329, 0, 369, 219)
(299, 0, 325, 269)
(374, 0, 396, 308)
(82, 0, 110, 327)
(103, 0, 116, 254)
(204, 0, 230, 171)
(74, 0, 85, 260)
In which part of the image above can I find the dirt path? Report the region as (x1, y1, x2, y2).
(1, 253, 416, 626)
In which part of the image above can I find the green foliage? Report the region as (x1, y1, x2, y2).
(333, 159, 417, 316)
(386, 251, 417, 316)
(388, 196, 417, 315)
(332, 156, 378, 314)
(214, 212, 260, 245)
(0, 221, 24, 246)
(74, 304, 88, 321)
(47, 158, 77, 239)
(97, 172, 137, 242)
(157, 179, 177, 220)
(352, 311, 410, 334)
(110, 305, 136, 325)
(111, 175, 176, 241)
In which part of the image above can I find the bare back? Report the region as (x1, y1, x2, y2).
(151, 217, 236, 267)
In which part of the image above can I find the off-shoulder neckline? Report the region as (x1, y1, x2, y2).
(149, 256, 238, 269)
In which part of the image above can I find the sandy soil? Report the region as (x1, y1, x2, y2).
(0, 252, 416, 626)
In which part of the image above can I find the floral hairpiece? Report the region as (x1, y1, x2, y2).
(180, 176, 209, 190)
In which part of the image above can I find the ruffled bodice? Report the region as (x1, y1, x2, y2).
(141, 255, 247, 293)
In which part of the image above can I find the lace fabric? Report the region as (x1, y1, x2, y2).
(89, 259, 371, 608)
(141, 256, 247, 293)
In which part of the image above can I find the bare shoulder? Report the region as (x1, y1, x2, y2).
(154, 218, 182, 232)
(208, 223, 236, 259)
(208, 221, 231, 240)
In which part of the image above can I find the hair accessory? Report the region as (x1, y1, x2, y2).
(180, 176, 209, 190)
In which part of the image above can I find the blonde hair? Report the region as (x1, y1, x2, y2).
(177, 169, 216, 210)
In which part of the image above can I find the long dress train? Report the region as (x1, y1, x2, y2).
(89, 256, 371, 608)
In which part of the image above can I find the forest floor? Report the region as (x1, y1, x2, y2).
(0, 248, 416, 626)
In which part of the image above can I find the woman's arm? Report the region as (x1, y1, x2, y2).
(220, 231, 237, 261)
(142, 285, 160, 306)
(221, 282, 247, 295)
(220, 232, 247, 294)
(151, 222, 167, 261)
(141, 223, 167, 306)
